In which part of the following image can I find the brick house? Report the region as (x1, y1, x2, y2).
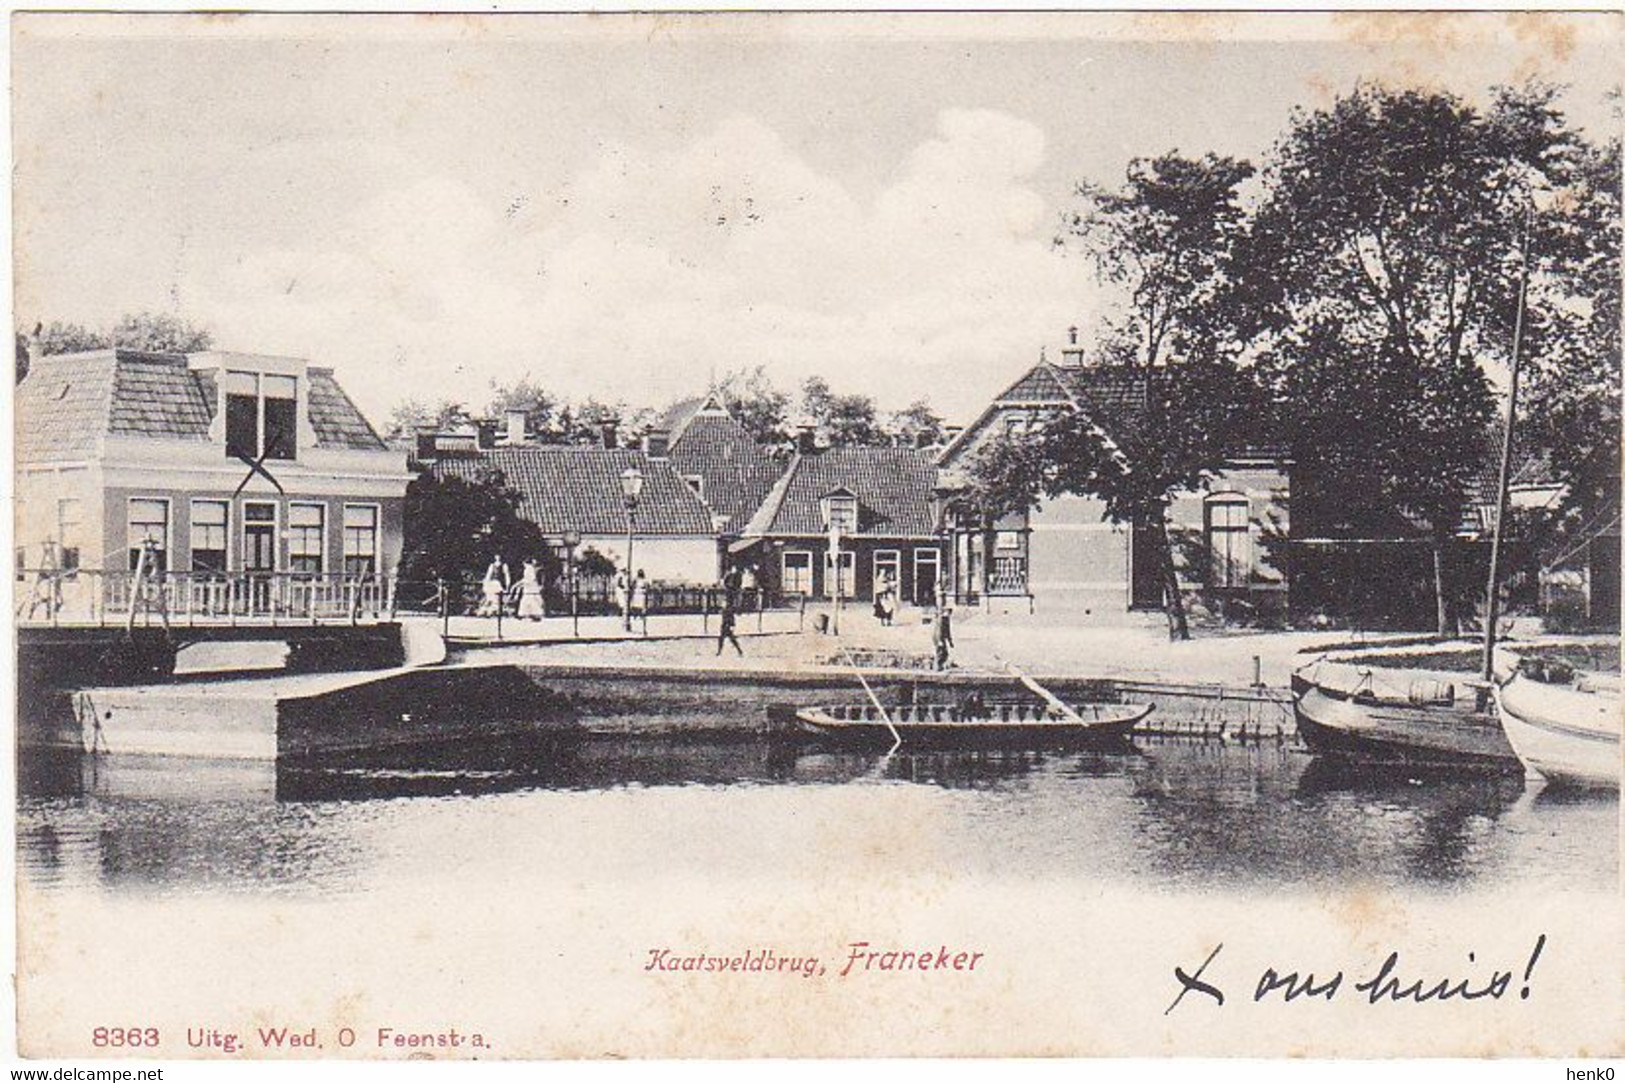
(935, 344, 1291, 620)
(15, 347, 410, 613)
(740, 446, 947, 606)
(429, 444, 722, 584)
(659, 392, 784, 541)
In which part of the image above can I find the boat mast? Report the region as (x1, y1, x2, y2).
(1481, 199, 1535, 691)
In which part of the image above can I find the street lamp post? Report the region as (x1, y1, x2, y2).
(562, 528, 582, 638)
(819, 488, 857, 637)
(620, 467, 643, 632)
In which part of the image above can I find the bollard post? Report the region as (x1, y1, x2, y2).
(438, 578, 450, 640)
(799, 594, 806, 631)
(1252, 654, 1262, 689)
(571, 576, 579, 638)
(703, 589, 710, 635)
(757, 587, 764, 633)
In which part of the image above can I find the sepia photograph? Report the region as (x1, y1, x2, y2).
(7, 8, 1622, 1063)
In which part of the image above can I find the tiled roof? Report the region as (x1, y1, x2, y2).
(308, 367, 387, 451)
(995, 363, 1074, 404)
(667, 408, 782, 531)
(108, 354, 214, 441)
(940, 356, 1285, 470)
(14, 351, 119, 462)
(744, 446, 939, 539)
(1051, 364, 1152, 428)
(656, 395, 707, 440)
(16, 349, 387, 460)
(432, 446, 718, 536)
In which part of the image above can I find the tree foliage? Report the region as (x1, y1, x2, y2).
(713, 366, 792, 446)
(974, 152, 1261, 639)
(399, 465, 552, 589)
(17, 312, 215, 381)
(1059, 151, 1256, 366)
(1244, 82, 1596, 630)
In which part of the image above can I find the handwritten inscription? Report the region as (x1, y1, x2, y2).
(1167, 935, 1548, 1013)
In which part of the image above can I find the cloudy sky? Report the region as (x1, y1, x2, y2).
(12, 12, 1620, 427)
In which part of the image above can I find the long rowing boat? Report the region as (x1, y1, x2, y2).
(793, 700, 1151, 748)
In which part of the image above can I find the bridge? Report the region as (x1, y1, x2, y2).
(15, 567, 397, 630)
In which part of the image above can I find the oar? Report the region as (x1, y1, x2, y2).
(840, 643, 902, 753)
(997, 654, 1084, 723)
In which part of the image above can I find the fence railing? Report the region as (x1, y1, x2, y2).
(391, 578, 777, 619)
(15, 568, 396, 627)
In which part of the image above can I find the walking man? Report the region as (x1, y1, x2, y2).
(716, 597, 744, 657)
(933, 600, 955, 671)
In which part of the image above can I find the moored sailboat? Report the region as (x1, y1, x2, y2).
(1292, 657, 1519, 773)
(1494, 657, 1621, 790)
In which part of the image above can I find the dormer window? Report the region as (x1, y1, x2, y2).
(224, 371, 298, 461)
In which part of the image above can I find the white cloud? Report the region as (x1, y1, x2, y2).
(187, 107, 1094, 425)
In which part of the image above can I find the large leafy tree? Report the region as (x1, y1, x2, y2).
(399, 465, 552, 595)
(970, 361, 1262, 640)
(1059, 151, 1256, 366)
(713, 365, 792, 447)
(889, 399, 945, 449)
(800, 375, 886, 447)
(487, 377, 564, 441)
(1517, 100, 1621, 581)
(384, 398, 474, 449)
(1245, 82, 1592, 632)
(972, 153, 1261, 640)
(17, 312, 214, 381)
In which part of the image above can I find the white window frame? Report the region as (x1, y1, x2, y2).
(240, 499, 280, 573)
(56, 497, 83, 571)
(781, 549, 813, 595)
(189, 498, 232, 573)
(126, 496, 171, 571)
(913, 547, 942, 602)
(1205, 493, 1253, 588)
(823, 550, 856, 596)
(225, 370, 300, 462)
(287, 502, 326, 575)
(342, 502, 382, 578)
(873, 549, 901, 593)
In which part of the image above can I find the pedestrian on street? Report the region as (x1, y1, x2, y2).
(630, 569, 650, 633)
(479, 554, 509, 617)
(516, 559, 546, 620)
(933, 601, 955, 671)
(716, 598, 744, 657)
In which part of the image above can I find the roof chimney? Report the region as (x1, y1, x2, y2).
(505, 408, 527, 446)
(1060, 324, 1087, 366)
(599, 418, 619, 449)
(642, 428, 670, 460)
(795, 422, 818, 455)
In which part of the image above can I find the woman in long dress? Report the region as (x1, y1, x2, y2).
(479, 555, 508, 617)
(516, 560, 546, 620)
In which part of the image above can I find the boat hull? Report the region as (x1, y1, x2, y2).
(794, 704, 1150, 749)
(1495, 673, 1621, 790)
(1294, 687, 1519, 774)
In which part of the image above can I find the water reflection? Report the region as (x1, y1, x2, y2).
(16, 734, 1616, 899)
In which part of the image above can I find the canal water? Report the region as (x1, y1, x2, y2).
(16, 734, 1616, 899)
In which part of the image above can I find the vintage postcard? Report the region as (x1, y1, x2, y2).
(9, 9, 1623, 1063)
